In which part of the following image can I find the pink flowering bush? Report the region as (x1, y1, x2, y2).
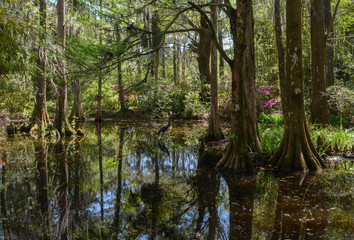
(256, 86, 280, 113)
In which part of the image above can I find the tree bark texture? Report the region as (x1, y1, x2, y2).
(69, 78, 85, 120)
(274, 0, 286, 114)
(197, 15, 212, 85)
(324, 0, 334, 88)
(55, 0, 76, 136)
(270, 0, 324, 172)
(218, 27, 225, 78)
(216, 1, 252, 171)
(205, 0, 224, 142)
(310, 0, 329, 125)
(243, 0, 260, 152)
(30, 0, 50, 132)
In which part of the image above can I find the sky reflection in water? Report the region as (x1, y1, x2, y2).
(0, 122, 352, 239)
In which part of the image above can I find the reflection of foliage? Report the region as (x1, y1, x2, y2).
(141, 183, 163, 205)
(252, 171, 278, 239)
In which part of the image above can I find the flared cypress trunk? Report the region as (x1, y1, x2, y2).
(243, 0, 260, 152)
(54, 0, 76, 137)
(270, 0, 324, 172)
(216, 1, 252, 171)
(310, 0, 329, 125)
(205, 0, 224, 142)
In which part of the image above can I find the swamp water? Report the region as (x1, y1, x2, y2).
(0, 122, 352, 240)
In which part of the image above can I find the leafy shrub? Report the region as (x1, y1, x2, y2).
(259, 125, 283, 155)
(258, 113, 284, 125)
(183, 91, 208, 119)
(326, 85, 354, 126)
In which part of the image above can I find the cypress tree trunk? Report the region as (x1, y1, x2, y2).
(197, 15, 212, 86)
(270, 0, 324, 172)
(115, 20, 126, 113)
(28, 0, 50, 133)
(205, 0, 224, 142)
(69, 78, 85, 120)
(216, 1, 252, 171)
(310, 0, 329, 125)
(324, 0, 334, 88)
(54, 0, 76, 136)
(274, 0, 286, 114)
(95, 0, 103, 122)
(69, 0, 85, 121)
(243, 0, 260, 152)
(218, 25, 225, 78)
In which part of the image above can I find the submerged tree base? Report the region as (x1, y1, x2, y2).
(216, 138, 253, 172)
(270, 122, 325, 172)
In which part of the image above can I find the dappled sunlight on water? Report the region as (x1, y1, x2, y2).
(0, 122, 352, 239)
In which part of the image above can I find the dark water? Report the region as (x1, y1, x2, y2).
(0, 122, 353, 240)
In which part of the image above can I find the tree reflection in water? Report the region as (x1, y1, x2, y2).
(0, 123, 352, 239)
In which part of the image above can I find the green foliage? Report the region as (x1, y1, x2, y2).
(326, 85, 354, 126)
(259, 125, 284, 155)
(309, 125, 354, 156)
(258, 113, 284, 125)
(183, 91, 208, 119)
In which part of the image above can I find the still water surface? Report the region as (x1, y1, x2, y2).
(0, 122, 352, 239)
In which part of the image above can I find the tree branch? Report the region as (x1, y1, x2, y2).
(188, 1, 233, 66)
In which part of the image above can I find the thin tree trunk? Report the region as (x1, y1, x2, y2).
(205, 0, 224, 142)
(115, 20, 126, 113)
(181, 43, 186, 82)
(270, 0, 324, 171)
(95, 0, 103, 122)
(55, 0, 76, 137)
(274, 0, 286, 114)
(218, 26, 225, 78)
(310, 0, 329, 125)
